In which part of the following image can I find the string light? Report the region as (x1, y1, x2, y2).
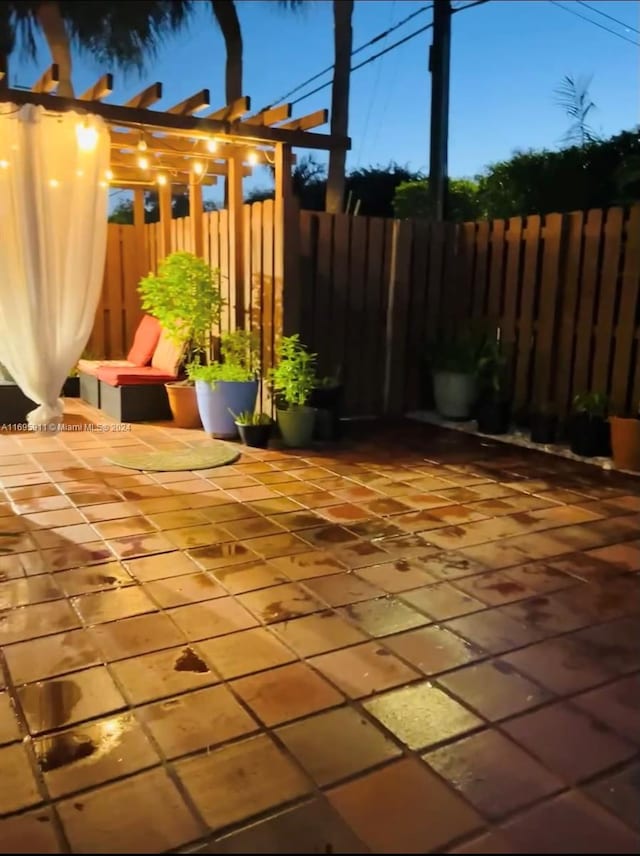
(192, 161, 204, 175)
(76, 169, 84, 177)
(156, 174, 168, 186)
(49, 179, 60, 188)
(76, 122, 98, 152)
(0, 159, 8, 169)
(105, 169, 114, 181)
(137, 155, 150, 170)
(247, 150, 259, 165)
(206, 138, 218, 153)
(99, 180, 108, 188)
(137, 136, 148, 152)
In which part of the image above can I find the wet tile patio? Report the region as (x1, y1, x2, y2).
(0, 402, 638, 853)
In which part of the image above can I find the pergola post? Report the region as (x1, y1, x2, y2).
(189, 174, 204, 257)
(158, 180, 172, 259)
(228, 152, 245, 329)
(274, 143, 299, 337)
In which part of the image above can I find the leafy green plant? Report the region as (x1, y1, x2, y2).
(573, 391, 608, 418)
(138, 252, 223, 365)
(187, 330, 260, 387)
(269, 334, 318, 408)
(230, 410, 272, 426)
(477, 338, 511, 400)
(428, 328, 488, 374)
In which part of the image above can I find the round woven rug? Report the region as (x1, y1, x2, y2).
(106, 444, 240, 472)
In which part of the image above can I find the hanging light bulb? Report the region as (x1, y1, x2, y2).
(76, 169, 84, 177)
(49, 178, 60, 188)
(137, 135, 148, 152)
(137, 155, 150, 170)
(156, 173, 168, 186)
(247, 150, 259, 165)
(0, 159, 9, 169)
(99, 180, 108, 188)
(206, 138, 218, 154)
(192, 161, 204, 175)
(105, 169, 114, 181)
(76, 122, 98, 152)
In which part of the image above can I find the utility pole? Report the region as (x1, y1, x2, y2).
(429, 0, 452, 221)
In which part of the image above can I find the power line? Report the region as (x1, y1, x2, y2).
(575, 0, 639, 35)
(260, 4, 434, 111)
(549, 1, 640, 46)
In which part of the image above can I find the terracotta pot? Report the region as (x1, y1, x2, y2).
(609, 416, 640, 471)
(166, 383, 201, 429)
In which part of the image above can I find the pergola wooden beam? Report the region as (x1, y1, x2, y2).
(208, 96, 251, 122)
(245, 103, 292, 127)
(167, 88, 210, 116)
(80, 73, 113, 102)
(32, 65, 59, 94)
(279, 109, 328, 132)
(110, 150, 248, 177)
(125, 82, 163, 109)
(109, 167, 217, 187)
(0, 87, 350, 151)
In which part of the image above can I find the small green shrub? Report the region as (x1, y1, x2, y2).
(269, 334, 318, 408)
(230, 410, 272, 426)
(187, 330, 260, 387)
(573, 391, 608, 418)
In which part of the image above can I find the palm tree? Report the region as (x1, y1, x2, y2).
(325, 0, 353, 214)
(554, 74, 599, 147)
(210, 1, 243, 104)
(1, 1, 188, 97)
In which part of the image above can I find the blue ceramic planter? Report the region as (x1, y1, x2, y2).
(195, 379, 258, 438)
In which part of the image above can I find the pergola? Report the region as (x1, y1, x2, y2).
(0, 64, 350, 328)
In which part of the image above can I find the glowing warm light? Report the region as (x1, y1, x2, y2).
(49, 179, 60, 188)
(99, 180, 108, 188)
(137, 155, 150, 170)
(156, 174, 167, 186)
(105, 169, 114, 180)
(76, 169, 84, 177)
(0, 160, 9, 169)
(192, 161, 204, 175)
(247, 150, 259, 165)
(76, 122, 98, 152)
(206, 138, 218, 154)
(137, 137, 148, 152)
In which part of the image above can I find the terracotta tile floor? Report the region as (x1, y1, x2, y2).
(0, 403, 639, 854)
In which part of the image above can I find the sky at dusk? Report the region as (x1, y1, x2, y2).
(9, 0, 639, 206)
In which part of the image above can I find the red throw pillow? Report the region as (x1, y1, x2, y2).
(126, 315, 161, 366)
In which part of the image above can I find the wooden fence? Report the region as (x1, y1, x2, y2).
(91, 203, 640, 420)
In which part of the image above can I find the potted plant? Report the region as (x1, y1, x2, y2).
(138, 252, 223, 429)
(63, 365, 80, 398)
(428, 329, 486, 420)
(269, 335, 317, 448)
(309, 371, 343, 441)
(476, 337, 511, 435)
(188, 330, 260, 439)
(609, 404, 640, 471)
(530, 401, 558, 445)
(232, 410, 273, 448)
(570, 391, 610, 457)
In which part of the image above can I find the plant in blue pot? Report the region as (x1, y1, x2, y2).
(188, 330, 260, 439)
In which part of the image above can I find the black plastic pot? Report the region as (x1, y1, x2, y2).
(569, 414, 611, 458)
(309, 384, 343, 441)
(237, 422, 272, 449)
(477, 399, 511, 435)
(530, 412, 558, 444)
(63, 376, 80, 398)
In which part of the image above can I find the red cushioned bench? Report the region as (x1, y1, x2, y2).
(97, 329, 185, 422)
(78, 314, 162, 408)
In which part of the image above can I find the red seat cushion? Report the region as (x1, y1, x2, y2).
(126, 315, 162, 366)
(97, 366, 178, 386)
(78, 359, 135, 377)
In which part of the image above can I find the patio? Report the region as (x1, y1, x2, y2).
(0, 402, 638, 854)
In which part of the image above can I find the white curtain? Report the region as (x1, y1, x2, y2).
(0, 104, 109, 427)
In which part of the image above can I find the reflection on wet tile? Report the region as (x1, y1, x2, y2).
(169, 597, 259, 641)
(33, 712, 159, 797)
(585, 763, 640, 831)
(304, 573, 384, 607)
(73, 586, 157, 625)
(239, 583, 323, 624)
(383, 625, 484, 675)
(0, 575, 63, 609)
(53, 561, 133, 596)
(271, 611, 367, 657)
(0, 691, 21, 745)
(89, 612, 185, 661)
(17, 666, 126, 735)
(0, 599, 80, 645)
(573, 676, 640, 744)
(339, 598, 429, 638)
(143, 572, 226, 607)
(310, 641, 420, 698)
(364, 682, 482, 750)
(57, 767, 204, 853)
(197, 627, 296, 680)
(176, 734, 311, 832)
